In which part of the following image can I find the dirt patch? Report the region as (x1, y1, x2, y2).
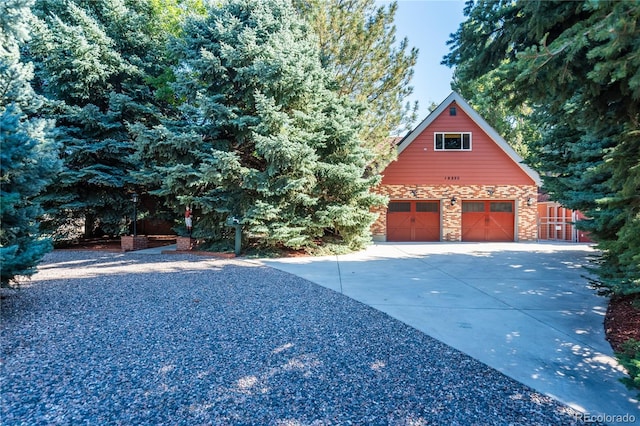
(605, 294, 640, 353)
(56, 236, 177, 252)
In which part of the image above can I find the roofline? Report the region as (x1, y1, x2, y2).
(396, 92, 542, 186)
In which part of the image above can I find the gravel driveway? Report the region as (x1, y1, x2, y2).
(1, 250, 590, 425)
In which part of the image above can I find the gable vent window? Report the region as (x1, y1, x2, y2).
(449, 106, 457, 116)
(434, 132, 472, 151)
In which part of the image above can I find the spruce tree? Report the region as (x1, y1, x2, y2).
(133, 0, 384, 250)
(29, 0, 167, 238)
(0, 0, 60, 286)
(445, 0, 640, 295)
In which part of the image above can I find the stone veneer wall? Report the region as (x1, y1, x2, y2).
(176, 236, 194, 251)
(121, 235, 149, 251)
(372, 184, 538, 242)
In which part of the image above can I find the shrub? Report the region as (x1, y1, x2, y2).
(617, 339, 640, 397)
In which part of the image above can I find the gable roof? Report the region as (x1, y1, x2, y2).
(396, 92, 541, 185)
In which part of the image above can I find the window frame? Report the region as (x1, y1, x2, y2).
(434, 132, 472, 151)
(416, 201, 439, 213)
(462, 201, 485, 213)
(388, 201, 411, 213)
(490, 202, 514, 213)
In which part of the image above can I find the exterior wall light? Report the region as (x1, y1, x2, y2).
(451, 196, 457, 206)
(527, 197, 534, 206)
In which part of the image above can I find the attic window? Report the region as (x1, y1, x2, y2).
(449, 106, 457, 116)
(434, 132, 471, 151)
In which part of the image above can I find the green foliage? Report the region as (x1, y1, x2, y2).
(0, 104, 58, 286)
(295, 0, 418, 172)
(445, 0, 640, 296)
(616, 339, 640, 397)
(148, 0, 206, 37)
(36, 97, 145, 237)
(133, 0, 385, 251)
(449, 71, 538, 161)
(29, 0, 171, 238)
(145, 0, 208, 105)
(0, 0, 60, 286)
(14, 0, 404, 251)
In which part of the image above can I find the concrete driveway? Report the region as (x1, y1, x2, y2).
(255, 242, 640, 422)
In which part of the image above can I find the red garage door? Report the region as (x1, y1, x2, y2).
(462, 201, 514, 242)
(387, 201, 440, 241)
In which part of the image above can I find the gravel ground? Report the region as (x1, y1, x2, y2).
(1, 250, 592, 425)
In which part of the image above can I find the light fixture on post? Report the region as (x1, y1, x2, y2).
(450, 196, 457, 206)
(131, 192, 138, 236)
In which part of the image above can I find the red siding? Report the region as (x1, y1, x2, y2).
(537, 202, 593, 243)
(382, 102, 535, 186)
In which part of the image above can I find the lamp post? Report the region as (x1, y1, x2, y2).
(131, 192, 138, 236)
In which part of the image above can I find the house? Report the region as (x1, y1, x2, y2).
(371, 92, 541, 242)
(537, 195, 592, 243)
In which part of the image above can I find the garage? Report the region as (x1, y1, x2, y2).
(462, 200, 514, 242)
(371, 92, 541, 242)
(387, 200, 440, 241)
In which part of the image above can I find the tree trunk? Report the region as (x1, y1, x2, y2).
(84, 213, 95, 239)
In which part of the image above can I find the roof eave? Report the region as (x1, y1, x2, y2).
(396, 92, 542, 186)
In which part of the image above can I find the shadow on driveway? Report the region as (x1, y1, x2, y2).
(258, 242, 640, 421)
(0, 249, 602, 425)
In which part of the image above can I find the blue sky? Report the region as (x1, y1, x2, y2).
(379, 1, 467, 121)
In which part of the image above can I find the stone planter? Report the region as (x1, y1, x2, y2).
(121, 235, 148, 251)
(176, 236, 194, 251)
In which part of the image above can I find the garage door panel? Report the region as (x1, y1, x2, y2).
(414, 219, 440, 241)
(488, 202, 514, 241)
(387, 202, 412, 241)
(387, 201, 440, 242)
(415, 202, 440, 241)
(387, 218, 411, 241)
(461, 202, 485, 241)
(487, 214, 514, 241)
(462, 201, 514, 242)
(462, 214, 486, 241)
(387, 213, 412, 241)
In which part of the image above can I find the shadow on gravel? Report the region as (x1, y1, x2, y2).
(260, 245, 640, 419)
(1, 251, 594, 425)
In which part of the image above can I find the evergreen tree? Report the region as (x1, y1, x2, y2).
(29, 0, 168, 238)
(132, 0, 384, 250)
(445, 0, 640, 295)
(0, 0, 60, 286)
(294, 0, 418, 172)
(449, 73, 538, 160)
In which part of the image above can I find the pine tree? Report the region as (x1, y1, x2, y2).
(133, 0, 384, 250)
(1, 0, 60, 286)
(294, 0, 418, 172)
(445, 0, 640, 295)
